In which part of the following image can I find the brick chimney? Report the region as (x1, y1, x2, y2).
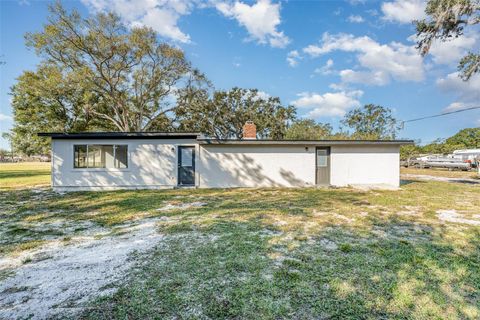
(242, 121, 257, 140)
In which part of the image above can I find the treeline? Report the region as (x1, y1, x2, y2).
(400, 128, 480, 160)
(5, 4, 402, 156)
(4, 3, 479, 158)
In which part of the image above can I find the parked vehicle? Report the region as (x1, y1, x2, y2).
(402, 155, 472, 171)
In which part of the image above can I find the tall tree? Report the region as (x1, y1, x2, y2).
(21, 2, 194, 132)
(284, 119, 333, 140)
(10, 62, 103, 155)
(400, 144, 422, 161)
(416, 0, 480, 80)
(445, 127, 480, 149)
(341, 104, 399, 140)
(175, 87, 296, 139)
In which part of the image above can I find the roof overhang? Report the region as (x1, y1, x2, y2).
(38, 132, 201, 139)
(38, 132, 414, 145)
(198, 139, 415, 146)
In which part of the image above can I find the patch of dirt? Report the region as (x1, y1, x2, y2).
(319, 238, 338, 251)
(312, 210, 355, 223)
(396, 206, 421, 216)
(0, 218, 164, 320)
(402, 174, 480, 185)
(156, 201, 206, 211)
(437, 210, 480, 226)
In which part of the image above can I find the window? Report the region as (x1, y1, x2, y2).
(316, 149, 328, 167)
(180, 147, 193, 167)
(114, 145, 128, 169)
(74, 145, 128, 169)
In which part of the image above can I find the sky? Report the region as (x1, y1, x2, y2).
(0, 0, 479, 150)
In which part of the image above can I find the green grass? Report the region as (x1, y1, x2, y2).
(401, 167, 480, 179)
(1, 163, 480, 319)
(0, 162, 51, 189)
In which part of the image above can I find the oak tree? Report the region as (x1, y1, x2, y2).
(416, 0, 480, 80)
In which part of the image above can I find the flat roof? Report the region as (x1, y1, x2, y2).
(198, 138, 414, 146)
(37, 132, 201, 139)
(38, 132, 414, 145)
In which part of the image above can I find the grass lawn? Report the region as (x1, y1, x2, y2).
(1, 163, 480, 319)
(401, 167, 479, 179)
(0, 162, 51, 189)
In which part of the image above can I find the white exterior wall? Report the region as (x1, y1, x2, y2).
(198, 145, 316, 188)
(51, 138, 198, 191)
(50, 139, 401, 191)
(330, 145, 400, 188)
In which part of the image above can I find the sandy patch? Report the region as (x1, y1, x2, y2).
(312, 210, 355, 223)
(156, 201, 206, 211)
(402, 174, 480, 185)
(319, 238, 338, 251)
(396, 206, 420, 216)
(437, 210, 480, 226)
(0, 218, 164, 320)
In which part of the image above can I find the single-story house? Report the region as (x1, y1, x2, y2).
(39, 122, 413, 191)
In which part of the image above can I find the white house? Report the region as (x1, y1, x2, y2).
(39, 122, 413, 191)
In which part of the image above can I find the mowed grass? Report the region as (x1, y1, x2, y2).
(0, 162, 51, 189)
(1, 163, 480, 319)
(401, 167, 479, 179)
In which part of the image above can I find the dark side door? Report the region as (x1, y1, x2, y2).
(178, 146, 195, 186)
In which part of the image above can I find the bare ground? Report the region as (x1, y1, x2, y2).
(0, 218, 164, 320)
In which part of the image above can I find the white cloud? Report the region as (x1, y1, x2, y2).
(216, 0, 290, 48)
(328, 83, 346, 91)
(81, 0, 290, 48)
(0, 113, 13, 121)
(314, 59, 334, 75)
(443, 102, 475, 112)
(438, 72, 479, 116)
(349, 0, 366, 5)
(347, 15, 364, 23)
(381, 0, 426, 24)
(291, 90, 363, 118)
(286, 50, 301, 67)
(303, 33, 424, 85)
(339, 69, 390, 86)
(437, 72, 480, 105)
(429, 33, 478, 65)
(81, 0, 193, 43)
(255, 90, 271, 100)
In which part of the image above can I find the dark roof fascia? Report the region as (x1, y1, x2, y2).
(38, 132, 201, 139)
(38, 133, 414, 145)
(198, 139, 414, 146)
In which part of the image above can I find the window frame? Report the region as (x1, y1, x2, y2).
(73, 144, 129, 170)
(316, 149, 328, 168)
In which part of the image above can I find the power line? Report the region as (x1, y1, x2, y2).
(402, 106, 480, 124)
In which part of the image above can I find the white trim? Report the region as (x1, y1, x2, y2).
(51, 140, 55, 187)
(69, 168, 131, 172)
(72, 143, 130, 170)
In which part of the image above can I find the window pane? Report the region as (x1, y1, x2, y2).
(114, 145, 128, 168)
(181, 147, 193, 166)
(74, 145, 87, 168)
(317, 150, 327, 167)
(87, 145, 105, 168)
(103, 145, 115, 168)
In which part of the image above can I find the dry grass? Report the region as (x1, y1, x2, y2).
(401, 167, 479, 179)
(1, 163, 480, 319)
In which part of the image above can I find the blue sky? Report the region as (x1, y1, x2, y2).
(1, 0, 479, 150)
